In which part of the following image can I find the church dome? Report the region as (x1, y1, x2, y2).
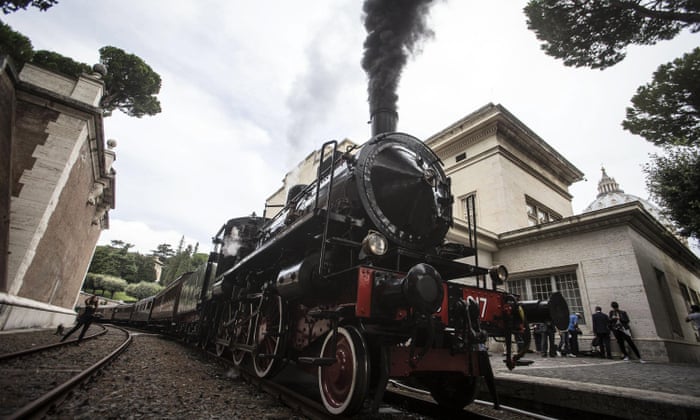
(583, 168, 676, 231)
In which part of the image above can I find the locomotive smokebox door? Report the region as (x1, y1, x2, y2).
(355, 133, 452, 250)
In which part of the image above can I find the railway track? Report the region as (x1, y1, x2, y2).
(0, 325, 132, 419)
(1, 325, 547, 418)
(204, 344, 540, 420)
(0, 324, 108, 362)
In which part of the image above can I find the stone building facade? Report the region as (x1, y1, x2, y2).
(267, 103, 700, 363)
(0, 59, 115, 330)
(427, 104, 700, 363)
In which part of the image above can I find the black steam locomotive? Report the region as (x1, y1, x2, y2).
(100, 111, 568, 416)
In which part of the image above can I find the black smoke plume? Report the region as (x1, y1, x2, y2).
(361, 0, 437, 114)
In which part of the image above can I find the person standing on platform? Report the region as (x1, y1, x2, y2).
(591, 306, 612, 359)
(566, 312, 581, 357)
(609, 301, 645, 363)
(61, 295, 99, 344)
(532, 322, 544, 354)
(557, 327, 568, 356)
(540, 320, 557, 357)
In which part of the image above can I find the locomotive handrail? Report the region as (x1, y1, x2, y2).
(316, 140, 338, 277)
(464, 193, 483, 287)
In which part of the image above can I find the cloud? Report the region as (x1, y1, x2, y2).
(5, 0, 698, 255)
(98, 219, 201, 254)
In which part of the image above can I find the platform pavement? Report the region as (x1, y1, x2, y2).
(484, 353, 700, 419)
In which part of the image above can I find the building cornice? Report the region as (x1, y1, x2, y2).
(433, 122, 498, 160)
(449, 217, 500, 253)
(426, 103, 584, 187)
(497, 202, 700, 275)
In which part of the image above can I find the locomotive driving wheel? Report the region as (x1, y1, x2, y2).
(424, 373, 478, 410)
(252, 293, 286, 378)
(231, 293, 253, 367)
(318, 326, 370, 416)
(214, 300, 233, 357)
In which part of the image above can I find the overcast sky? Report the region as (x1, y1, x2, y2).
(4, 1, 699, 254)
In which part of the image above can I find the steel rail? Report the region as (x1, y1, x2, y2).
(6, 325, 132, 420)
(0, 324, 108, 362)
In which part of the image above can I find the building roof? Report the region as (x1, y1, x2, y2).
(583, 167, 675, 231)
(425, 103, 585, 186)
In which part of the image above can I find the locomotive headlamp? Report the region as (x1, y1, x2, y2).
(489, 265, 508, 284)
(362, 231, 388, 256)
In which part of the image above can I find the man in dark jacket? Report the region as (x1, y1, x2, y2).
(591, 306, 612, 358)
(540, 320, 557, 357)
(609, 301, 644, 362)
(61, 295, 99, 343)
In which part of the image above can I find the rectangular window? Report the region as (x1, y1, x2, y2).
(461, 193, 476, 221)
(525, 196, 562, 226)
(506, 269, 585, 324)
(690, 288, 700, 306)
(679, 282, 693, 311)
(656, 268, 683, 337)
(555, 272, 585, 324)
(507, 278, 528, 300)
(455, 152, 466, 162)
(459, 193, 477, 249)
(530, 276, 553, 301)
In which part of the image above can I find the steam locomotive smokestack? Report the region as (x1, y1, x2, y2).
(361, 0, 436, 136)
(370, 108, 398, 136)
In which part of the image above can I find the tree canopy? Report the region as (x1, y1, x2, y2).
(0, 22, 161, 117)
(1, 0, 57, 14)
(32, 49, 91, 79)
(126, 281, 163, 300)
(0, 19, 32, 64)
(645, 147, 700, 238)
(623, 47, 700, 147)
(88, 241, 156, 284)
(524, 0, 700, 70)
(159, 237, 207, 286)
(98, 46, 162, 117)
(525, 0, 700, 239)
(85, 237, 205, 300)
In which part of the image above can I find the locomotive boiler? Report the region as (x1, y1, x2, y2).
(199, 109, 570, 415)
